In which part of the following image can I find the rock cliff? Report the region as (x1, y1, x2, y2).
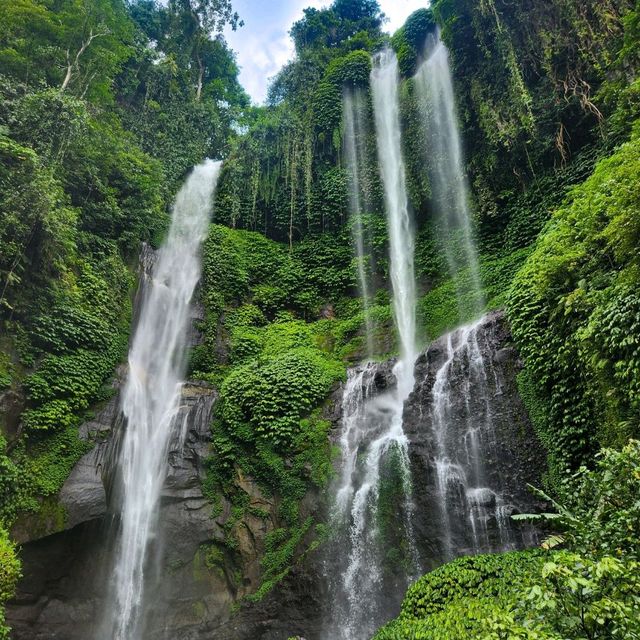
(7, 311, 545, 639)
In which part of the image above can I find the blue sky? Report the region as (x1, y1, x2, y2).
(225, 0, 428, 104)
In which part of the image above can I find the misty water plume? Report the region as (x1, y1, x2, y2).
(415, 32, 484, 315)
(343, 87, 375, 357)
(99, 160, 222, 640)
(324, 49, 421, 640)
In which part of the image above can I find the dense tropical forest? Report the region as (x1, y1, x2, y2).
(0, 0, 639, 639)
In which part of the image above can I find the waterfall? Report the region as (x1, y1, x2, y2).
(424, 318, 524, 558)
(414, 33, 483, 314)
(343, 88, 374, 356)
(100, 159, 222, 640)
(324, 50, 420, 640)
(326, 363, 417, 640)
(371, 49, 418, 385)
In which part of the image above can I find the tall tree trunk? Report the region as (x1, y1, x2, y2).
(196, 53, 204, 101)
(60, 27, 108, 93)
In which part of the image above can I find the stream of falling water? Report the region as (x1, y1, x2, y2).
(325, 49, 420, 640)
(414, 32, 483, 313)
(372, 49, 418, 382)
(100, 160, 222, 640)
(343, 87, 374, 356)
(427, 318, 518, 558)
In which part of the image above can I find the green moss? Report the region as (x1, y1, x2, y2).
(377, 444, 414, 573)
(417, 248, 531, 340)
(1, 425, 91, 523)
(245, 517, 314, 602)
(0, 353, 12, 391)
(202, 542, 227, 577)
(0, 526, 20, 640)
(374, 550, 547, 639)
(199, 226, 370, 602)
(508, 130, 640, 483)
(190, 600, 206, 621)
(391, 9, 436, 77)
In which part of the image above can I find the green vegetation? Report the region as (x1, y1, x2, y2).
(0, 527, 19, 639)
(433, 0, 637, 225)
(196, 224, 387, 598)
(214, 0, 388, 244)
(375, 2, 638, 636)
(0, 0, 639, 633)
(508, 129, 640, 485)
(375, 441, 640, 640)
(0, 0, 247, 519)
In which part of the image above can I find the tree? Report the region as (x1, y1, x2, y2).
(0, 0, 134, 101)
(166, 0, 242, 100)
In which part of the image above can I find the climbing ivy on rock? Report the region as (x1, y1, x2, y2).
(376, 441, 640, 639)
(433, 0, 636, 230)
(508, 130, 640, 483)
(0, 527, 20, 639)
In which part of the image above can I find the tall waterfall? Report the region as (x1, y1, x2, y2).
(343, 88, 374, 356)
(430, 320, 514, 557)
(372, 49, 418, 384)
(324, 50, 420, 640)
(100, 160, 222, 640)
(415, 33, 483, 313)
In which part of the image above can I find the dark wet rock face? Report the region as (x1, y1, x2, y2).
(7, 311, 545, 640)
(404, 311, 545, 568)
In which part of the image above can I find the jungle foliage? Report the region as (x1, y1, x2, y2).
(195, 224, 394, 598)
(0, 0, 639, 632)
(508, 127, 640, 485)
(434, 0, 638, 227)
(0, 0, 248, 615)
(213, 0, 389, 244)
(375, 441, 640, 640)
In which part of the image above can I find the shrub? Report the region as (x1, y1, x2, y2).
(0, 527, 20, 640)
(508, 131, 640, 481)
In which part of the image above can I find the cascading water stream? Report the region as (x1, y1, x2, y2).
(324, 49, 420, 640)
(427, 318, 518, 558)
(100, 159, 222, 640)
(343, 88, 374, 356)
(372, 49, 418, 383)
(414, 33, 483, 313)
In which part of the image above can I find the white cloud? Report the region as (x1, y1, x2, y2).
(380, 0, 430, 32)
(227, 0, 430, 104)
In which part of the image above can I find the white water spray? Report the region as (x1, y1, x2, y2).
(369, 44, 420, 569)
(415, 33, 483, 312)
(101, 159, 222, 640)
(372, 49, 418, 388)
(325, 50, 420, 640)
(327, 363, 418, 640)
(343, 88, 374, 356)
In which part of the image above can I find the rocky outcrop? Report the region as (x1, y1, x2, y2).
(7, 311, 545, 640)
(404, 310, 545, 567)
